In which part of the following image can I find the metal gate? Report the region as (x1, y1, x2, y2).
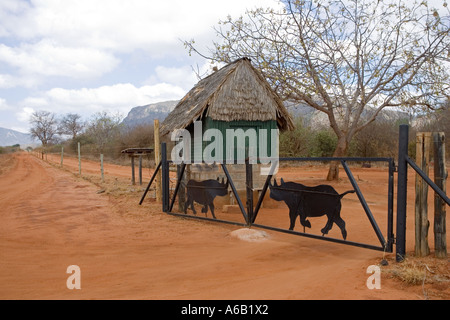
(141, 143, 395, 253)
(140, 125, 449, 260)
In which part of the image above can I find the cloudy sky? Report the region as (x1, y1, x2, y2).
(0, 0, 282, 133)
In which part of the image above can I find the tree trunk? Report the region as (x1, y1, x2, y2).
(327, 136, 349, 181)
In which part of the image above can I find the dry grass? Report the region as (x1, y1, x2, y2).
(380, 254, 450, 299)
(0, 154, 15, 176)
(389, 259, 428, 285)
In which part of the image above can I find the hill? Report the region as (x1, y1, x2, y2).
(121, 100, 178, 128)
(0, 127, 35, 147)
(121, 99, 412, 131)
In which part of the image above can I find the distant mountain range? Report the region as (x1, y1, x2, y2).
(121, 100, 178, 128)
(120, 100, 318, 128)
(0, 127, 36, 147)
(121, 99, 411, 129)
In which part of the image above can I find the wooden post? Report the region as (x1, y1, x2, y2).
(415, 132, 431, 257)
(139, 154, 143, 186)
(433, 132, 447, 258)
(131, 155, 135, 185)
(100, 154, 104, 183)
(154, 119, 161, 202)
(60, 146, 64, 167)
(78, 142, 81, 175)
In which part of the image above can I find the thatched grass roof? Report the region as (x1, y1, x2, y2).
(160, 58, 294, 136)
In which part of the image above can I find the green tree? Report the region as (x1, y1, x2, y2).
(310, 130, 337, 157)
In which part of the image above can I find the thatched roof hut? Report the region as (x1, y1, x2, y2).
(160, 57, 294, 136)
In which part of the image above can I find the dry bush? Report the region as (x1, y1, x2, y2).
(388, 259, 428, 285)
(382, 255, 450, 299)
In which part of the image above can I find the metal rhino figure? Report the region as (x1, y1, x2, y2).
(269, 178, 355, 240)
(184, 177, 229, 219)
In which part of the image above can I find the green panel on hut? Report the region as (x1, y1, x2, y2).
(202, 117, 277, 164)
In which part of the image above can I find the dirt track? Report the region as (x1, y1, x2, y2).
(0, 152, 448, 300)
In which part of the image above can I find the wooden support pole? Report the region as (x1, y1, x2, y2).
(415, 132, 431, 257)
(100, 154, 104, 183)
(131, 156, 135, 185)
(433, 132, 447, 258)
(139, 155, 143, 186)
(154, 119, 161, 202)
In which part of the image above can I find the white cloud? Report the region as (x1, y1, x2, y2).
(16, 106, 35, 123)
(0, 73, 40, 88)
(144, 61, 225, 90)
(0, 41, 119, 79)
(1, 0, 283, 53)
(0, 98, 12, 110)
(145, 64, 207, 90)
(0, 0, 282, 89)
(20, 83, 187, 119)
(1, 0, 284, 131)
(153, 66, 198, 89)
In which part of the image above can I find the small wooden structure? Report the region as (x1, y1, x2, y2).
(160, 58, 294, 200)
(121, 148, 154, 185)
(160, 57, 294, 147)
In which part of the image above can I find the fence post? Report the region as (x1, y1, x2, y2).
(139, 154, 143, 186)
(154, 119, 162, 202)
(396, 124, 409, 262)
(131, 156, 135, 185)
(78, 142, 81, 175)
(433, 132, 447, 258)
(100, 154, 104, 183)
(60, 146, 64, 167)
(415, 132, 431, 257)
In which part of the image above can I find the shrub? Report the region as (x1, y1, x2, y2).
(310, 130, 337, 157)
(279, 117, 312, 157)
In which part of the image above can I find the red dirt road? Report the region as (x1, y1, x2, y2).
(0, 152, 448, 300)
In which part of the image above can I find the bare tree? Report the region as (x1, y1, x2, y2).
(85, 111, 123, 153)
(58, 113, 85, 140)
(186, 0, 450, 180)
(29, 110, 58, 146)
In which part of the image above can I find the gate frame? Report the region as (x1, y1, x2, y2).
(250, 156, 395, 253)
(152, 143, 395, 253)
(139, 125, 449, 261)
